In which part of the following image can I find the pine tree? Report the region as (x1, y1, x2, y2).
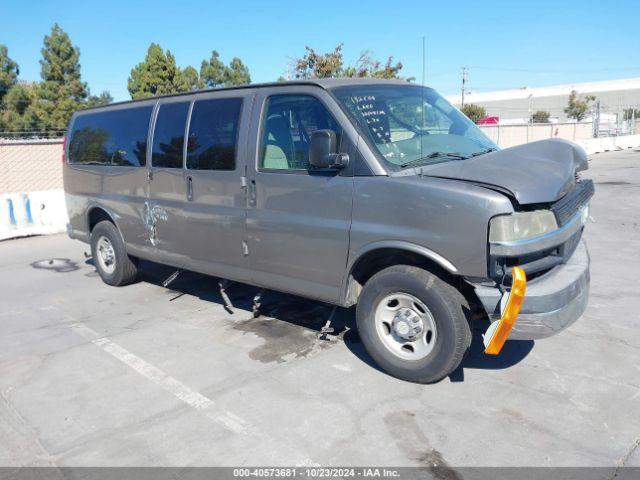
(86, 91, 114, 107)
(0, 82, 40, 134)
(0, 45, 20, 103)
(201, 51, 251, 88)
(179, 66, 203, 91)
(224, 58, 251, 87)
(128, 43, 186, 99)
(200, 50, 226, 88)
(37, 24, 89, 131)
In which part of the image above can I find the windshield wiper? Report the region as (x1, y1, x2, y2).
(470, 147, 497, 157)
(400, 151, 469, 168)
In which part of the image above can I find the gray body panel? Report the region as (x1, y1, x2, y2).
(347, 175, 512, 279)
(65, 98, 158, 256)
(149, 90, 255, 282)
(243, 86, 361, 303)
(63, 78, 591, 341)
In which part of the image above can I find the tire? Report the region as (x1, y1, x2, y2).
(90, 220, 138, 286)
(356, 265, 471, 383)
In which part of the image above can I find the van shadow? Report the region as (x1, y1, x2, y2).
(132, 260, 353, 363)
(102, 259, 533, 379)
(448, 330, 534, 383)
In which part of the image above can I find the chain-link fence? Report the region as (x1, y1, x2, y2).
(0, 138, 64, 194)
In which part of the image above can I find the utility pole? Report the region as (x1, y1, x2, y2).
(594, 99, 601, 138)
(461, 67, 469, 108)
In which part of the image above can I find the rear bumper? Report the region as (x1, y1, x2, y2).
(474, 239, 590, 340)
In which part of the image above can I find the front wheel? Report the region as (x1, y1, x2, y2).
(356, 265, 471, 383)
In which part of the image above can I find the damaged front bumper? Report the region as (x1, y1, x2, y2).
(473, 239, 590, 340)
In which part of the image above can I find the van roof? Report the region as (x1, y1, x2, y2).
(78, 78, 413, 112)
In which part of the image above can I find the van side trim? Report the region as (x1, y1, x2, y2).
(85, 203, 127, 246)
(348, 241, 458, 275)
(340, 241, 459, 305)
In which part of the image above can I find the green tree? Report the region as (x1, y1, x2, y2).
(343, 51, 407, 79)
(623, 108, 640, 121)
(128, 43, 186, 99)
(200, 50, 227, 88)
(200, 51, 251, 88)
(293, 44, 345, 79)
(291, 44, 409, 80)
(531, 110, 551, 123)
(37, 24, 89, 131)
(224, 58, 251, 86)
(564, 90, 595, 122)
(179, 65, 203, 91)
(460, 104, 486, 124)
(0, 82, 40, 134)
(86, 90, 113, 107)
(0, 45, 19, 103)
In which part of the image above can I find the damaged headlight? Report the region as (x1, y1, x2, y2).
(489, 210, 558, 243)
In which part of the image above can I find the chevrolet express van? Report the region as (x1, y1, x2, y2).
(64, 79, 592, 383)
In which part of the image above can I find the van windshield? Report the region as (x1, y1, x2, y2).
(332, 84, 498, 170)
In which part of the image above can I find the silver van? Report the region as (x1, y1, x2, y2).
(64, 79, 592, 383)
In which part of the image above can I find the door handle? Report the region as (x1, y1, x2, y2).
(249, 179, 256, 207)
(187, 176, 193, 201)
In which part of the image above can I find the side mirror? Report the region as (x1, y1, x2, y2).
(309, 129, 349, 170)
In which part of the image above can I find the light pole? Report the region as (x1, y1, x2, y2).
(527, 93, 533, 143)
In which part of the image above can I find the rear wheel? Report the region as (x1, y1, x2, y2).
(356, 265, 471, 383)
(90, 220, 138, 286)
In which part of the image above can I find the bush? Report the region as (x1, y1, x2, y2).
(460, 104, 486, 124)
(531, 110, 551, 123)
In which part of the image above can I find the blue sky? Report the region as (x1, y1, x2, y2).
(2, 0, 639, 101)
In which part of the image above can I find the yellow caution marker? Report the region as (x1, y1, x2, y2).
(484, 266, 527, 355)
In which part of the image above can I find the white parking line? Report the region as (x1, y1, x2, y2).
(70, 323, 250, 435)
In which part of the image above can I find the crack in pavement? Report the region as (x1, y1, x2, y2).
(610, 438, 640, 479)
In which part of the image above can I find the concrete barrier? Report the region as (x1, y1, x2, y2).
(575, 134, 640, 155)
(0, 189, 68, 241)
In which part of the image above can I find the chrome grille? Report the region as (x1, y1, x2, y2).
(551, 179, 594, 226)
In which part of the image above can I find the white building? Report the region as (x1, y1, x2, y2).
(446, 77, 640, 124)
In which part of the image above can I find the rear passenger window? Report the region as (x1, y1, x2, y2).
(186, 98, 242, 170)
(152, 102, 190, 169)
(260, 95, 342, 171)
(68, 106, 152, 166)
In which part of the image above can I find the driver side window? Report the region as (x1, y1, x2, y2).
(260, 94, 342, 171)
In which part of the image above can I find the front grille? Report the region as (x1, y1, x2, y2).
(551, 179, 594, 226)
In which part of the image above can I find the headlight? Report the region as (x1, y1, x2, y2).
(489, 210, 558, 243)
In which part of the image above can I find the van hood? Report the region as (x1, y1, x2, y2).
(419, 138, 589, 205)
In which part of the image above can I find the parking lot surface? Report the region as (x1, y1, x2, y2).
(1, 149, 639, 468)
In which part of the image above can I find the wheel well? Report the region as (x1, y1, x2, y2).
(344, 248, 459, 307)
(88, 207, 114, 232)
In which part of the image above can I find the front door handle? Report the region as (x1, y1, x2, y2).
(187, 176, 193, 201)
